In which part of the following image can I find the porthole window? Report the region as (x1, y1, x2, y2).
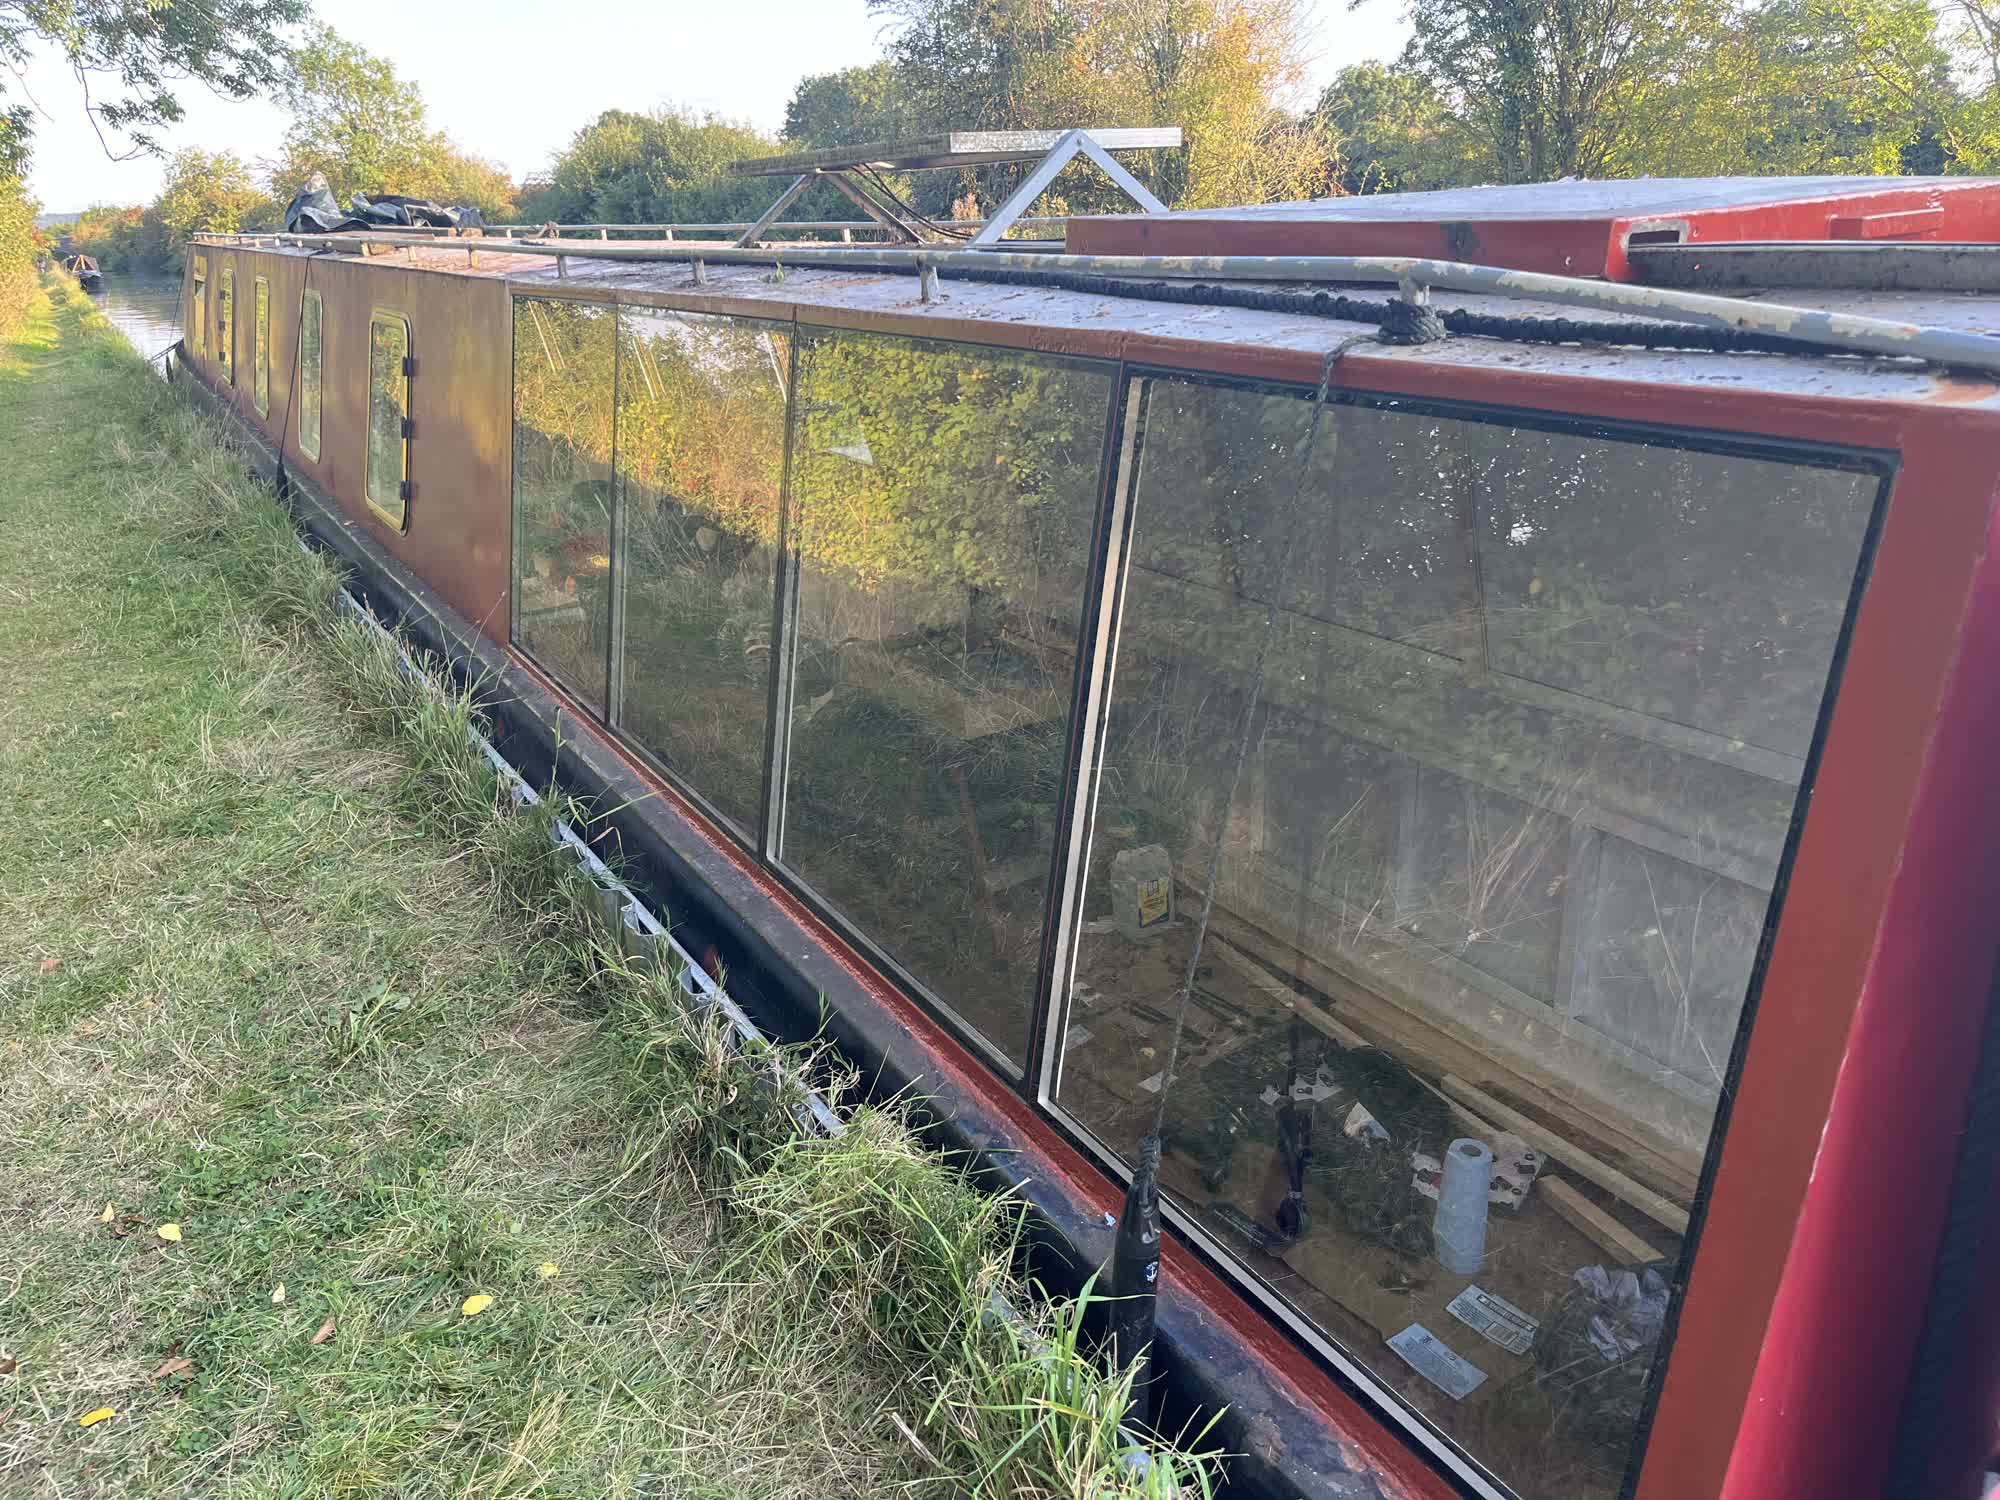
(299, 289, 322, 462)
(366, 310, 411, 531)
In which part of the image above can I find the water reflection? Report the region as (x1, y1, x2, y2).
(90, 275, 183, 366)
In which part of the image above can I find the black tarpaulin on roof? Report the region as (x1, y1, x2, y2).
(283, 173, 487, 235)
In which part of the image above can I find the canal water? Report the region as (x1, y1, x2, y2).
(91, 274, 183, 365)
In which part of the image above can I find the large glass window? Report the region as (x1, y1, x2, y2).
(1051, 375, 1880, 1498)
(777, 330, 1114, 1067)
(299, 290, 322, 462)
(216, 268, 234, 383)
(511, 298, 615, 710)
(616, 307, 787, 837)
(366, 312, 410, 532)
(190, 255, 206, 359)
(252, 276, 270, 418)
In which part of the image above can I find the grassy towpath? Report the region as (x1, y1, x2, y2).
(0, 284, 1213, 1499)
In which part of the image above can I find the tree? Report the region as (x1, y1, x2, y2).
(518, 108, 790, 225)
(0, 161, 34, 337)
(265, 25, 516, 215)
(860, 0, 1331, 214)
(784, 60, 911, 145)
(1314, 64, 1479, 193)
(0, 0, 305, 164)
(156, 147, 269, 249)
(1398, 0, 1745, 181)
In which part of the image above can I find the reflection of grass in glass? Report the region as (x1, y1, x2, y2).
(621, 575, 768, 829)
(619, 498, 775, 831)
(780, 666, 1064, 1054)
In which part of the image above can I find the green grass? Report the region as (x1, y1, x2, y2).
(0, 280, 1221, 1499)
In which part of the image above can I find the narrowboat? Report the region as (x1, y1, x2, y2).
(181, 172, 2000, 1500)
(65, 253, 102, 290)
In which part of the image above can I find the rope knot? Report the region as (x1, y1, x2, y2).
(1379, 295, 1449, 346)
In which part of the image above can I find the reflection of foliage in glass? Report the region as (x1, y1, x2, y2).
(616, 306, 786, 833)
(790, 330, 1106, 607)
(190, 256, 206, 357)
(366, 314, 409, 527)
(299, 291, 321, 461)
(778, 330, 1113, 1065)
(510, 299, 614, 707)
(1060, 375, 1877, 1500)
(216, 269, 234, 380)
(253, 277, 270, 417)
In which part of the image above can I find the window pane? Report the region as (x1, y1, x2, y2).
(299, 291, 321, 462)
(1054, 376, 1879, 1498)
(779, 330, 1112, 1066)
(510, 298, 614, 710)
(366, 314, 409, 530)
(253, 277, 270, 417)
(616, 306, 784, 836)
(191, 257, 206, 358)
(216, 270, 233, 382)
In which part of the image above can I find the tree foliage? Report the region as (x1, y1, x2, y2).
(854, 0, 1328, 212)
(515, 107, 799, 226)
(784, 61, 912, 146)
(265, 24, 514, 217)
(0, 162, 33, 338)
(1329, 0, 2000, 187)
(156, 147, 269, 245)
(0, 0, 304, 163)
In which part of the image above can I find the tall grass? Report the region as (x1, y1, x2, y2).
(0, 170, 35, 339)
(129, 287, 1226, 1498)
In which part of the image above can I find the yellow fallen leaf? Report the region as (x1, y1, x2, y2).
(77, 1407, 115, 1428)
(271, 1284, 286, 1304)
(460, 1294, 494, 1317)
(98, 1202, 114, 1224)
(155, 1223, 181, 1244)
(310, 1316, 335, 1346)
(535, 1262, 558, 1280)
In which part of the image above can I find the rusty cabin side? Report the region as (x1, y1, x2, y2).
(181, 244, 517, 641)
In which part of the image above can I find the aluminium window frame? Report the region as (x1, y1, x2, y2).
(755, 321, 1127, 1080)
(216, 266, 235, 384)
(1031, 360, 1897, 1500)
(298, 289, 323, 463)
(252, 275, 271, 418)
(190, 254, 207, 359)
(504, 297, 622, 723)
(364, 306, 412, 534)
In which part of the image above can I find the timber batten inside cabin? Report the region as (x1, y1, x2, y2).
(182, 178, 2000, 1500)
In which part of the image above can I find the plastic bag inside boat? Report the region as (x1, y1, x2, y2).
(283, 173, 487, 235)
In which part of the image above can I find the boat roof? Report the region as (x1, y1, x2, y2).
(1067, 176, 2000, 278)
(213, 236, 2000, 415)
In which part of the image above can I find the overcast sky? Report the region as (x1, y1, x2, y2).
(16, 0, 1411, 210)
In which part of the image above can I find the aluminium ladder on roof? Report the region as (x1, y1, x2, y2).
(723, 127, 1183, 249)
